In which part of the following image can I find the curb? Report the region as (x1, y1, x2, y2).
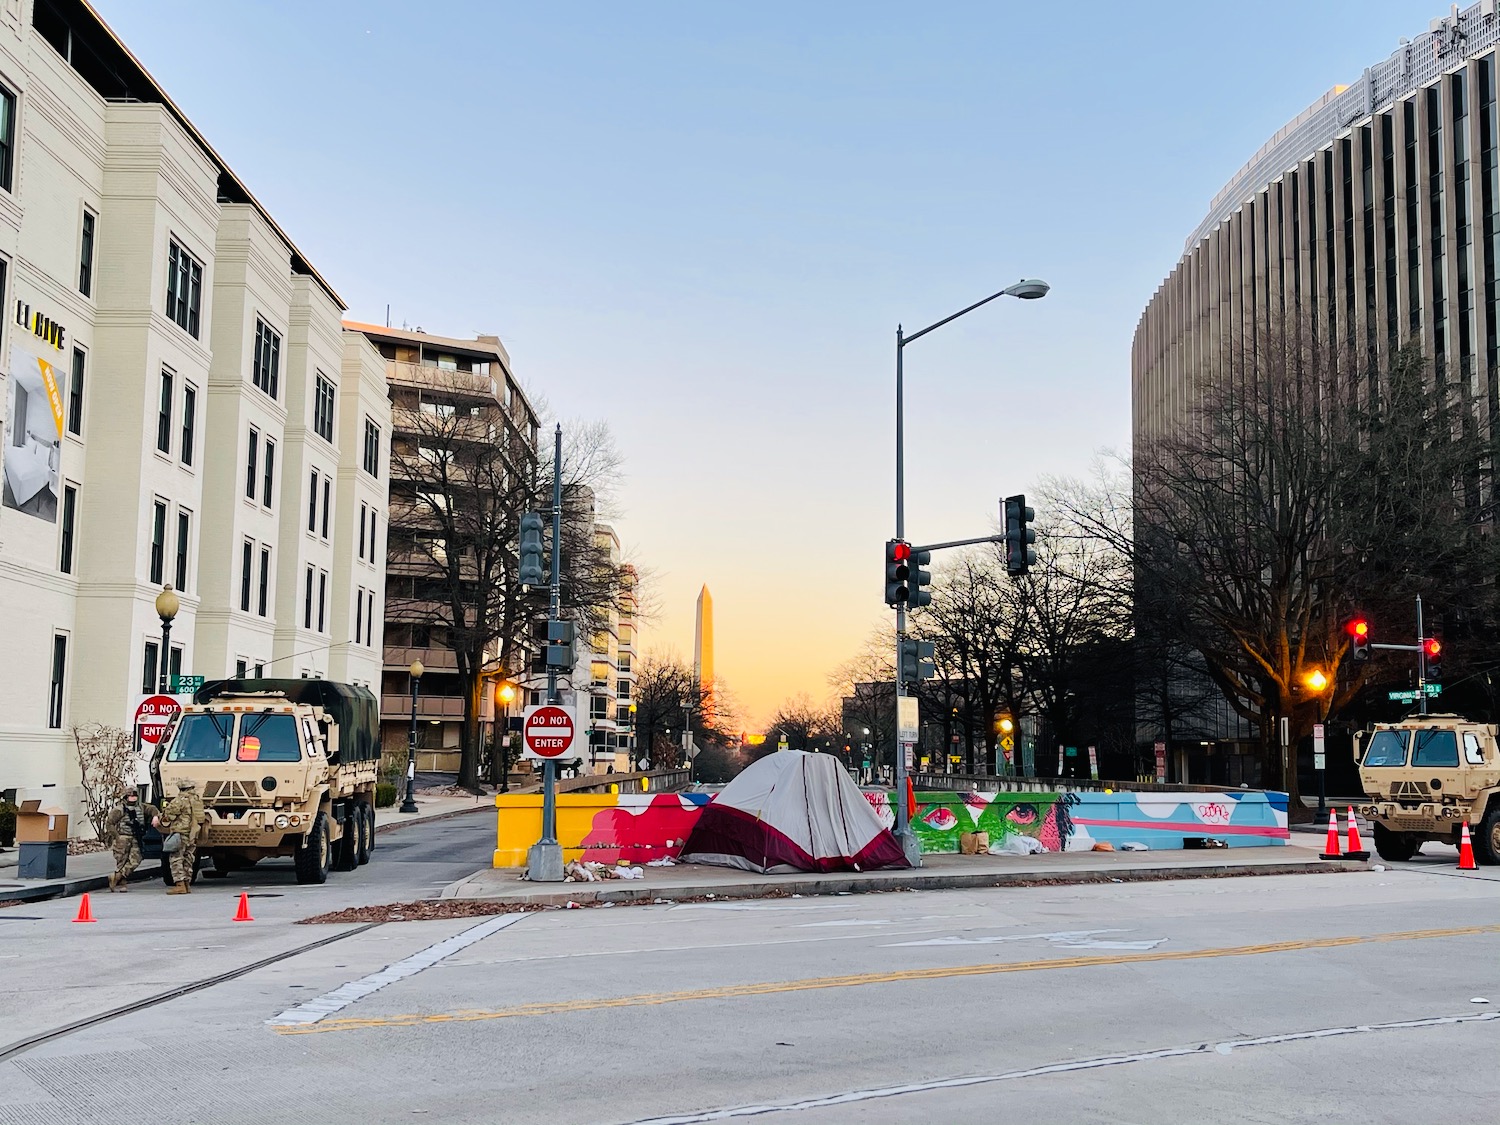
(442, 858, 1372, 907)
(374, 802, 490, 835)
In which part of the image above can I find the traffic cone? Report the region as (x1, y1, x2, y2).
(1344, 807, 1370, 860)
(1458, 822, 1479, 870)
(232, 892, 254, 923)
(73, 892, 96, 924)
(1319, 810, 1342, 860)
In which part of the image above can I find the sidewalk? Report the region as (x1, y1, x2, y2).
(0, 788, 496, 904)
(439, 845, 1369, 907)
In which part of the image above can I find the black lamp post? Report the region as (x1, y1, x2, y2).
(496, 681, 516, 794)
(401, 659, 423, 813)
(155, 584, 180, 693)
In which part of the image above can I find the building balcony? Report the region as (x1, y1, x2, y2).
(384, 646, 459, 673)
(386, 360, 500, 402)
(380, 692, 467, 723)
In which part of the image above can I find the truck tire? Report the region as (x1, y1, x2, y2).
(355, 803, 372, 865)
(294, 813, 331, 884)
(1478, 804, 1500, 866)
(363, 803, 377, 857)
(1373, 823, 1419, 862)
(332, 809, 358, 872)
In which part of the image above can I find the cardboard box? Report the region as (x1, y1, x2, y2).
(15, 800, 70, 843)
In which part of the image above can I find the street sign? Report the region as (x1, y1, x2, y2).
(1388, 685, 1443, 703)
(1154, 741, 1167, 784)
(1000, 735, 1015, 751)
(1313, 723, 1326, 773)
(1087, 745, 1098, 781)
(134, 694, 182, 745)
(897, 696, 919, 744)
(170, 674, 204, 694)
(522, 704, 577, 760)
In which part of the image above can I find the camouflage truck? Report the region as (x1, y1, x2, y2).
(149, 679, 381, 884)
(1356, 713, 1500, 864)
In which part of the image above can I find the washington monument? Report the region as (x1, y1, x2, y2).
(693, 585, 714, 719)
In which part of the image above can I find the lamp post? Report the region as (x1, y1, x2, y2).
(892, 278, 1048, 865)
(401, 660, 423, 813)
(627, 702, 637, 775)
(154, 584, 180, 694)
(496, 681, 516, 794)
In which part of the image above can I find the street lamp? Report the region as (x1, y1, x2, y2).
(1303, 669, 1329, 692)
(892, 278, 1048, 863)
(400, 660, 423, 813)
(154, 584, 180, 694)
(496, 681, 516, 794)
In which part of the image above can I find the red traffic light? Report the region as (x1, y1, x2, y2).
(1346, 618, 1369, 639)
(891, 541, 911, 562)
(1425, 638, 1442, 657)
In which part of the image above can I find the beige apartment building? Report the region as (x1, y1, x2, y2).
(0, 0, 388, 820)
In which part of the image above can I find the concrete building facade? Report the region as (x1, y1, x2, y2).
(0, 0, 387, 818)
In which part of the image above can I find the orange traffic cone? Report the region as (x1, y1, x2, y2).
(73, 892, 96, 924)
(1319, 810, 1342, 860)
(232, 892, 254, 923)
(1344, 807, 1370, 860)
(1458, 822, 1479, 870)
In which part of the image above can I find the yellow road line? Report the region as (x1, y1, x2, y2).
(273, 922, 1500, 1036)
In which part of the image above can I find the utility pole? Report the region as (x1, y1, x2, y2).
(525, 425, 566, 882)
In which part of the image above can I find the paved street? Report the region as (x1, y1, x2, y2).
(3, 813, 1499, 1124)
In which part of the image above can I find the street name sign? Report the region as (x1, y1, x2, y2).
(522, 704, 577, 760)
(1388, 684, 1443, 703)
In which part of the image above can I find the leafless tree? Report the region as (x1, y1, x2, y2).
(763, 694, 843, 751)
(830, 631, 897, 771)
(73, 725, 139, 840)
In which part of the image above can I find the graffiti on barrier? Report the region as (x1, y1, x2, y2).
(864, 790, 1079, 854)
(577, 792, 711, 863)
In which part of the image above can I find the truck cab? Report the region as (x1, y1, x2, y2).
(1356, 713, 1500, 863)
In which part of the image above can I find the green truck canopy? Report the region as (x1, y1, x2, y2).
(193, 679, 381, 764)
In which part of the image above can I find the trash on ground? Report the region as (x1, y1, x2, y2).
(990, 835, 1044, 856)
(959, 831, 990, 855)
(1471, 997, 1490, 1004)
(1119, 842, 1149, 852)
(646, 857, 677, 867)
(1092, 842, 1116, 852)
(565, 860, 646, 882)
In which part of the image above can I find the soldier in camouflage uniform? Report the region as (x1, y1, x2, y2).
(105, 789, 158, 891)
(155, 778, 205, 894)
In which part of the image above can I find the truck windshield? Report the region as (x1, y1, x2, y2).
(1362, 730, 1409, 767)
(1413, 729, 1459, 767)
(237, 713, 302, 762)
(165, 713, 235, 762)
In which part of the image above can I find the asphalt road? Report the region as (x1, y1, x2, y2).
(3, 836, 1499, 1124)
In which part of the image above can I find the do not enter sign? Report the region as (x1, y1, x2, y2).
(134, 694, 182, 745)
(522, 704, 577, 760)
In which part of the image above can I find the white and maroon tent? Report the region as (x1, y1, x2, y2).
(681, 750, 909, 873)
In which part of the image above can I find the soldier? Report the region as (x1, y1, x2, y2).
(105, 788, 158, 891)
(155, 778, 205, 894)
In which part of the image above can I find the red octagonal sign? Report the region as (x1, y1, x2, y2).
(523, 705, 576, 759)
(135, 694, 181, 745)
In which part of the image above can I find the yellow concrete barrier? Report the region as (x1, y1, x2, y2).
(493, 792, 619, 868)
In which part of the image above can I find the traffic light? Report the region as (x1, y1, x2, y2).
(1003, 494, 1036, 577)
(909, 549, 933, 608)
(899, 638, 935, 681)
(518, 513, 546, 586)
(884, 540, 911, 606)
(545, 619, 576, 669)
(1424, 636, 1443, 682)
(1346, 617, 1371, 663)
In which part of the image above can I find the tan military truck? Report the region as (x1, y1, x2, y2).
(1356, 713, 1500, 864)
(149, 679, 381, 884)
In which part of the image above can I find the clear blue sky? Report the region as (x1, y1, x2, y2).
(96, 0, 1432, 723)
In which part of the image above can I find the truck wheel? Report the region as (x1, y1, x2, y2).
(355, 803, 372, 865)
(294, 813, 331, 884)
(332, 810, 358, 872)
(363, 803, 377, 857)
(1373, 823, 1419, 862)
(204, 851, 232, 878)
(1478, 805, 1500, 866)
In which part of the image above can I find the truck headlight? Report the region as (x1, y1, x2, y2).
(289, 815, 302, 827)
(275, 815, 289, 829)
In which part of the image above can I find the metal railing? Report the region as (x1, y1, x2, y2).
(558, 768, 691, 795)
(912, 772, 1229, 794)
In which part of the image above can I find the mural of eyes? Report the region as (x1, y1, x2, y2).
(1006, 804, 1039, 826)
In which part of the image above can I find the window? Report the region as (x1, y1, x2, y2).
(262, 438, 276, 508)
(165, 239, 203, 337)
(79, 210, 95, 297)
(180, 384, 196, 466)
(1413, 730, 1459, 768)
(240, 540, 252, 611)
(165, 713, 234, 763)
(321, 477, 331, 539)
(355, 587, 364, 644)
(307, 470, 319, 532)
(258, 546, 271, 617)
(252, 318, 281, 399)
(142, 640, 160, 695)
(253, 663, 264, 678)
(0, 85, 15, 193)
(317, 571, 327, 633)
(313, 374, 335, 442)
(368, 509, 378, 561)
(365, 590, 375, 646)
(238, 713, 302, 763)
(359, 502, 367, 559)
(169, 646, 182, 686)
(235, 659, 248, 679)
(67, 347, 85, 436)
(149, 500, 166, 584)
(157, 369, 172, 453)
(1464, 732, 1486, 765)
(363, 417, 380, 477)
(304, 566, 314, 629)
(48, 634, 67, 728)
(59, 484, 77, 573)
(175, 510, 190, 592)
(245, 428, 258, 500)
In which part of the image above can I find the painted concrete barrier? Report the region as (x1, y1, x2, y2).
(493, 787, 1288, 868)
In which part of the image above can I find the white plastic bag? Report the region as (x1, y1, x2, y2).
(990, 835, 1044, 856)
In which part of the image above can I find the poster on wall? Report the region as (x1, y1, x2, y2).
(1, 346, 65, 522)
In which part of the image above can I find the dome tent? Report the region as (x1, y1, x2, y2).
(681, 750, 909, 874)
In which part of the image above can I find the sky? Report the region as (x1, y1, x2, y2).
(95, 0, 1433, 726)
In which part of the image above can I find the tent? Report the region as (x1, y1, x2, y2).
(681, 751, 910, 873)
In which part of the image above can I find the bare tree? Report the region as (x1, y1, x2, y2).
(830, 631, 897, 771)
(763, 694, 843, 751)
(73, 725, 139, 840)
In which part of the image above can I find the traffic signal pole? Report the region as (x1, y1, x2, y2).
(893, 326, 918, 865)
(526, 424, 566, 883)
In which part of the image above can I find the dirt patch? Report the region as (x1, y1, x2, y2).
(67, 839, 109, 856)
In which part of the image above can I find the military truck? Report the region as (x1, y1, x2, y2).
(149, 679, 381, 884)
(1355, 713, 1500, 864)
